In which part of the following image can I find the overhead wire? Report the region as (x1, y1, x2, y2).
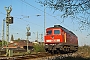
(0, 12, 6, 15)
(0, 11, 43, 30)
(15, 16, 43, 27)
(20, 0, 82, 31)
(20, 0, 63, 24)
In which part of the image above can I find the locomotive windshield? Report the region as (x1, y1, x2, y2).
(54, 30, 60, 34)
(46, 30, 52, 35)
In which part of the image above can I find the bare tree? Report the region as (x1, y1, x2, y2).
(38, 0, 90, 32)
(38, 0, 90, 17)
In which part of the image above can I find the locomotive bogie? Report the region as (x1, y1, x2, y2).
(45, 44, 78, 54)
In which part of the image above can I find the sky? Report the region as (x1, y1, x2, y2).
(0, 0, 90, 46)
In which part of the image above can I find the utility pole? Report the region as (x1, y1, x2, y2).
(40, 33, 43, 45)
(44, 4, 46, 35)
(40, 33, 43, 42)
(26, 25, 30, 53)
(5, 6, 13, 56)
(36, 31, 38, 41)
(2, 19, 5, 47)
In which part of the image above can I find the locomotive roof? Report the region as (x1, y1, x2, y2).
(48, 25, 76, 36)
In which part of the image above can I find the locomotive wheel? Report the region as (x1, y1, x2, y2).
(51, 50, 54, 54)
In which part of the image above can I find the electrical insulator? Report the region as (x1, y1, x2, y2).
(27, 32, 31, 36)
(6, 17, 13, 24)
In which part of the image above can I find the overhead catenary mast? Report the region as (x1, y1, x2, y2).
(43, 4, 46, 43)
(2, 19, 5, 47)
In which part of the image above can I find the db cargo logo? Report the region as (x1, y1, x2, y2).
(51, 36, 54, 39)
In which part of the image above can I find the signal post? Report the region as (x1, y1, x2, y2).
(5, 6, 13, 56)
(26, 25, 31, 53)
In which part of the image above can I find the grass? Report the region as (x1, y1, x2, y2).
(77, 45, 90, 58)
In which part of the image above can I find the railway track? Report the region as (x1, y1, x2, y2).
(0, 52, 82, 60)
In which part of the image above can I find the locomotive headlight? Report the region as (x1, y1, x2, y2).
(54, 39, 60, 42)
(46, 40, 52, 42)
(57, 39, 60, 42)
(45, 44, 48, 45)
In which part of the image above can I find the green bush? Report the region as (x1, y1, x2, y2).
(0, 41, 7, 47)
(33, 44, 45, 53)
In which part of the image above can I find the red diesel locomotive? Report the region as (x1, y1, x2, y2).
(44, 25, 78, 54)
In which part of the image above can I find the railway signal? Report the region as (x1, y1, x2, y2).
(6, 16, 13, 24)
(26, 25, 31, 53)
(5, 6, 13, 56)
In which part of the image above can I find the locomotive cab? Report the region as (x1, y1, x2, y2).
(45, 28, 63, 44)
